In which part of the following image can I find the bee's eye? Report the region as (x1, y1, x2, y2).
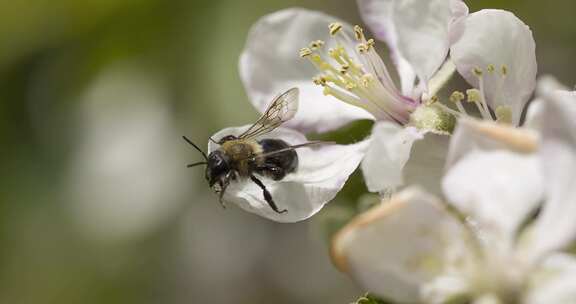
(209, 152, 228, 171)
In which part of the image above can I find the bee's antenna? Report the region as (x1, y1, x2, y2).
(187, 162, 207, 168)
(208, 137, 218, 144)
(182, 136, 208, 161)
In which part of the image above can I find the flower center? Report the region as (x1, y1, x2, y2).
(430, 65, 513, 124)
(300, 23, 417, 125)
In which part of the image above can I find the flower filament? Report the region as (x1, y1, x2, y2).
(433, 65, 513, 124)
(300, 23, 417, 125)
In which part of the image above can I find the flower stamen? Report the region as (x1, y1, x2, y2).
(466, 88, 491, 120)
(450, 91, 469, 116)
(300, 23, 417, 124)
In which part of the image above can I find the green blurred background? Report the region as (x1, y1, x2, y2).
(0, 0, 574, 303)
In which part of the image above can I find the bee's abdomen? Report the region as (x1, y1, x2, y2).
(257, 139, 298, 180)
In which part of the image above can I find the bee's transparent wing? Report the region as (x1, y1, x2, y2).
(238, 88, 299, 139)
(238, 141, 334, 162)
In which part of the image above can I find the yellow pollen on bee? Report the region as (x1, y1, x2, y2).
(329, 22, 343, 35)
(466, 89, 482, 103)
(449, 91, 465, 103)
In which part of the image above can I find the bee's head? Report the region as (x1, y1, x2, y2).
(205, 150, 231, 187)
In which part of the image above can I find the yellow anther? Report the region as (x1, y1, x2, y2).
(501, 65, 508, 76)
(487, 64, 495, 73)
(466, 89, 482, 103)
(299, 47, 312, 58)
(495, 105, 512, 124)
(345, 82, 357, 90)
(361, 74, 374, 87)
(339, 66, 349, 74)
(322, 86, 332, 96)
(356, 44, 368, 53)
(366, 38, 375, 49)
(425, 95, 439, 106)
(449, 91, 465, 103)
(329, 22, 343, 35)
(354, 25, 365, 41)
(312, 76, 327, 86)
(473, 67, 483, 77)
(309, 40, 325, 49)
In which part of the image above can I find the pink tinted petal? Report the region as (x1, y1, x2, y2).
(240, 8, 372, 134)
(358, 0, 459, 86)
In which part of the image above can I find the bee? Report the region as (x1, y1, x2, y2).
(184, 88, 327, 214)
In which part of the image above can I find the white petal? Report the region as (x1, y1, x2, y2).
(331, 187, 466, 302)
(358, 0, 459, 86)
(526, 253, 576, 304)
(361, 122, 424, 193)
(424, 59, 456, 101)
(239, 8, 373, 134)
(421, 274, 471, 304)
(528, 88, 576, 257)
(357, 0, 415, 94)
(446, 119, 538, 169)
(403, 131, 450, 196)
(524, 98, 544, 130)
(208, 126, 368, 222)
(450, 9, 537, 125)
(526, 76, 571, 129)
(442, 150, 543, 248)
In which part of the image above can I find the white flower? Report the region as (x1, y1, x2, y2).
(239, 1, 536, 194)
(330, 87, 576, 303)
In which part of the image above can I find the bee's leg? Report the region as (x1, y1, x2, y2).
(249, 175, 287, 214)
(217, 172, 233, 209)
(256, 164, 286, 181)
